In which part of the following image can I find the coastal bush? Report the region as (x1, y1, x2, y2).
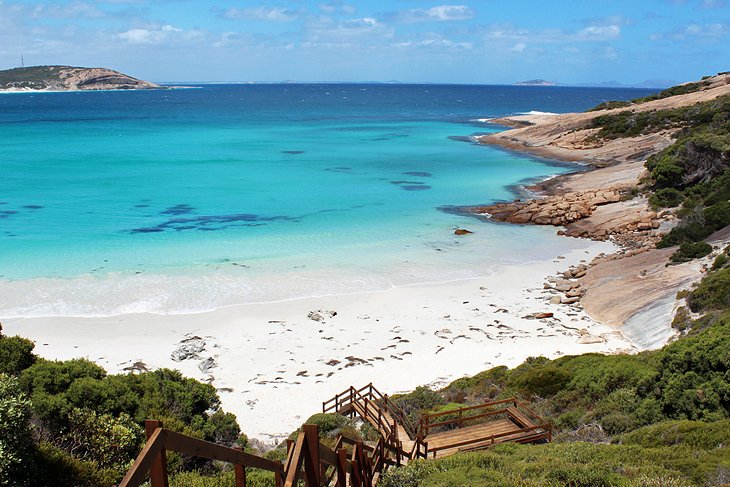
(617, 419, 730, 450)
(587, 100, 632, 112)
(670, 241, 713, 263)
(0, 332, 35, 376)
(633, 80, 711, 104)
(380, 442, 728, 487)
(507, 364, 571, 397)
(649, 187, 684, 208)
(393, 385, 447, 426)
(711, 248, 729, 270)
(687, 268, 730, 312)
(672, 306, 692, 331)
(0, 374, 33, 486)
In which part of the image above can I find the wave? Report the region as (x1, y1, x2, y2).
(516, 110, 560, 116)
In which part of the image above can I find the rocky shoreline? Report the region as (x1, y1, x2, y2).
(473, 75, 730, 343)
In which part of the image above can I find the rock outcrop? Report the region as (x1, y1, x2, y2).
(0, 65, 160, 91)
(473, 189, 622, 226)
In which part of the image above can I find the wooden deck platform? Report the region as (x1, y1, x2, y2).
(424, 417, 547, 458)
(323, 384, 552, 464)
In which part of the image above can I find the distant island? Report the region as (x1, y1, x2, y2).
(0, 65, 159, 92)
(514, 79, 557, 86)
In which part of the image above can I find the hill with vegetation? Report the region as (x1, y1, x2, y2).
(0, 65, 159, 91)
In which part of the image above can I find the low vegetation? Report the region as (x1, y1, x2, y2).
(587, 77, 713, 112)
(0, 327, 243, 486)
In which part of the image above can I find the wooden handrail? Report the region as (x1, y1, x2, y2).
(422, 397, 517, 421)
(426, 407, 510, 431)
(164, 430, 284, 472)
(119, 426, 168, 487)
(427, 423, 551, 455)
(514, 399, 547, 425)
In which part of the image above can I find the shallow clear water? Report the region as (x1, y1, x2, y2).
(0, 84, 654, 316)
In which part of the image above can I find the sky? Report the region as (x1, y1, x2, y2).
(0, 0, 729, 84)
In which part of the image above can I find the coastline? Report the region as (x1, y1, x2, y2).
(8, 81, 730, 442)
(472, 78, 730, 348)
(3, 241, 632, 441)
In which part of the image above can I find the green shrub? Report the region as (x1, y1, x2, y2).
(687, 268, 730, 312)
(380, 442, 724, 487)
(587, 100, 633, 112)
(301, 413, 355, 438)
(711, 252, 729, 270)
(618, 419, 730, 449)
(0, 332, 35, 376)
(649, 187, 684, 208)
(670, 241, 713, 263)
(671, 306, 692, 331)
(32, 440, 122, 487)
(393, 386, 447, 426)
(0, 374, 33, 486)
(658, 222, 714, 248)
(508, 364, 571, 397)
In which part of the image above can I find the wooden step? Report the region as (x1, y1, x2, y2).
(506, 406, 535, 428)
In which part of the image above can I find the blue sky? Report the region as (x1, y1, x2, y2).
(0, 0, 728, 84)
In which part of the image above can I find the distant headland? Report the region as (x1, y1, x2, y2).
(514, 79, 557, 86)
(0, 65, 159, 92)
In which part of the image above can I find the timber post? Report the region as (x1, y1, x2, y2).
(144, 420, 169, 487)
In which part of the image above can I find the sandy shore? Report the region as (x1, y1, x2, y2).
(4, 241, 632, 441)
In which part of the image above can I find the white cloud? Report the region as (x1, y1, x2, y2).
(511, 42, 527, 52)
(119, 24, 186, 45)
(394, 34, 473, 50)
(576, 25, 621, 40)
(400, 5, 475, 23)
(318, 1, 356, 15)
(223, 7, 300, 22)
(302, 15, 392, 49)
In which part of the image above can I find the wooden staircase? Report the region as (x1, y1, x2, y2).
(119, 384, 551, 486)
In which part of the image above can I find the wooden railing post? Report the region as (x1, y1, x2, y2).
(144, 420, 169, 487)
(336, 448, 348, 487)
(302, 424, 320, 486)
(234, 446, 247, 487)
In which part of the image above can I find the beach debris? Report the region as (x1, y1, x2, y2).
(525, 312, 554, 319)
(307, 309, 338, 322)
(198, 357, 217, 373)
(454, 228, 473, 235)
(122, 361, 149, 373)
(171, 335, 206, 362)
(577, 329, 607, 344)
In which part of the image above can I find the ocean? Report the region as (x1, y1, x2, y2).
(0, 84, 655, 317)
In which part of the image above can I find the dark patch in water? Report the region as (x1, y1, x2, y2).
(161, 204, 195, 216)
(282, 150, 305, 155)
(448, 135, 474, 143)
(130, 213, 297, 234)
(402, 185, 431, 191)
(390, 180, 423, 185)
(404, 171, 432, 178)
(22, 205, 43, 210)
(325, 167, 352, 173)
(0, 211, 18, 218)
(132, 227, 164, 233)
(134, 204, 150, 208)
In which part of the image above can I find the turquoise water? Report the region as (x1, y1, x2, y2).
(0, 84, 654, 316)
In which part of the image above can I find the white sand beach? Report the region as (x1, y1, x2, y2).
(3, 239, 633, 442)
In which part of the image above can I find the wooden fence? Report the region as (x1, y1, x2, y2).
(118, 420, 394, 487)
